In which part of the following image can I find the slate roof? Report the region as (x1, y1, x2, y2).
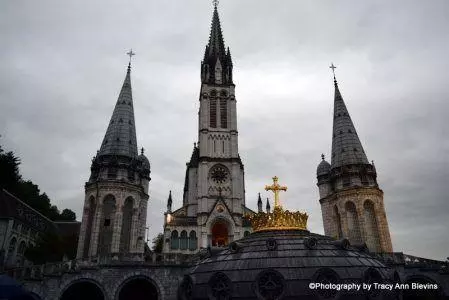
(98, 64, 138, 158)
(331, 78, 369, 169)
(0, 189, 56, 234)
(182, 230, 396, 299)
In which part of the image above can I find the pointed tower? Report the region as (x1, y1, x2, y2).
(162, 3, 253, 254)
(317, 66, 392, 253)
(77, 61, 150, 261)
(257, 193, 263, 213)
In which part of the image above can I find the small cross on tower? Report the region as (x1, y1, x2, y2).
(126, 49, 135, 65)
(329, 63, 337, 79)
(213, 0, 219, 8)
(265, 176, 287, 208)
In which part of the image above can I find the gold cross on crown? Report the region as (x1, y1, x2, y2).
(265, 176, 287, 208)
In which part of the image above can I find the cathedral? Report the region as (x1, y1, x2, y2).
(3, 3, 448, 300)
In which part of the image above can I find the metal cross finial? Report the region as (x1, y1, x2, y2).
(265, 176, 287, 208)
(329, 63, 337, 79)
(141, 147, 144, 155)
(321, 153, 325, 160)
(127, 49, 136, 65)
(213, 0, 219, 8)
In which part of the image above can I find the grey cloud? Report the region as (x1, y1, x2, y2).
(1, 0, 448, 260)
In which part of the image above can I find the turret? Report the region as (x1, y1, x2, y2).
(257, 193, 263, 213)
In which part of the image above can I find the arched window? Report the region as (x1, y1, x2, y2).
(83, 196, 96, 258)
(333, 205, 343, 239)
(210, 99, 217, 128)
(171, 231, 179, 249)
(189, 231, 197, 250)
(244, 231, 250, 237)
(180, 230, 188, 250)
(345, 201, 362, 244)
(98, 195, 116, 255)
(7, 237, 17, 265)
(220, 99, 227, 128)
(120, 197, 134, 253)
(364, 200, 381, 252)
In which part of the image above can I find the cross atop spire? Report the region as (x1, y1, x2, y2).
(329, 63, 337, 82)
(212, 0, 219, 8)
(127, 49, 135, 67)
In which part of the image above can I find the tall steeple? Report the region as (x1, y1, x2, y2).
(330, 68, 369, 169)
(201, 3, 233, 85)
(98, 63, 138, 158)
(316, 64, 392, 253)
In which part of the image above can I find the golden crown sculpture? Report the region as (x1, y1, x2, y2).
(247, 176, 308, 232)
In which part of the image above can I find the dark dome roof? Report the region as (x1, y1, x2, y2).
(179, 230, 397, 300)
(138, 153, 150, 171)
(317, 159, 331, 176)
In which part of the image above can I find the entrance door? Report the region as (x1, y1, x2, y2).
(211, 221, 229, 247)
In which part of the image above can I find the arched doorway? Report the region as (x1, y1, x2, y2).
(60, 280, 104, 300)
(118, 277, 159, 300)
(211, 220, 229, 247)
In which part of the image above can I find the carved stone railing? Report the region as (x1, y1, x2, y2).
(1, 253, 195, 282)
(376, 252, 448, 270)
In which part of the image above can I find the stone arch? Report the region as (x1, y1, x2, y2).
(17, 240, 27, 266)
(59, 278, 106, 300)
(345, 201, 362, 244)
(115, 275, 161, 300)
(98, 194, 116, 255)
(180, 230, 188, 250)
(83, 195, 96, 258)
(333, 205, 343, 239)
(403, 275, 442, 300)
(189, 230, 198, 250)
(171, 230, 179, 249)
(363, 200, 381, 252)
(6, 236, 17, 265)
(120, 196, 134, 253)
(210, 218, 232, 247)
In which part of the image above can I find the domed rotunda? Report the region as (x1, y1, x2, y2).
(178, 177, 399, 300)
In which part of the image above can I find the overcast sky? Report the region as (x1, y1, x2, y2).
(1, 0, 448, 260)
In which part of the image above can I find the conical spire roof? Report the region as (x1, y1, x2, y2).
(331, 78, 369, 169)
(207, 6, 226, 60)
(98, 64, 138, 158)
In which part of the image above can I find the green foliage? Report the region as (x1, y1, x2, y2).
(0, 142, 77, 221)
(152, 233, 164, 253)
(59, 209, 76, 221)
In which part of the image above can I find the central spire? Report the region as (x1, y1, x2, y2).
(201, 2, 233, 84)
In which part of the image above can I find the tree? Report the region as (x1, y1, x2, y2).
(0, 142, 77, 221)
(152, 233, 164, 253)
(59, 209, 76, 221)
(0, 145, 22, 191)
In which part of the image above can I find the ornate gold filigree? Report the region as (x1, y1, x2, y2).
(247, 176, 308, 232)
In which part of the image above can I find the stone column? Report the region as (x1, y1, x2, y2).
(89, 204, 103, 258)
(111, 209, 123, 256)
(129, 207, 139, 253)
